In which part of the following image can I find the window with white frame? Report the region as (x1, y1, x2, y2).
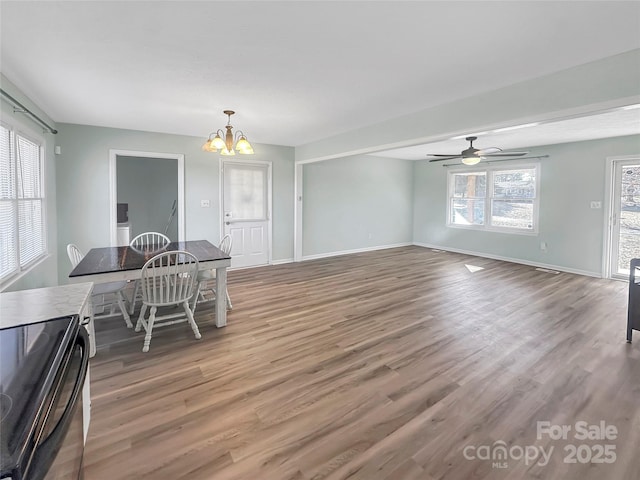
(0, 123, 46, 282)
(448, 164, 539, 233)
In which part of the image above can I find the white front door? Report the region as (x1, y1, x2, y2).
(221, 160, 271, 269)
(609, 158, 640, 279)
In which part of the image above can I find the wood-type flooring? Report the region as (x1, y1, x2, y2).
(83, 246, 639, 480)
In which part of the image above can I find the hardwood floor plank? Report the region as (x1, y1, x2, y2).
(83, 246, 638, 479)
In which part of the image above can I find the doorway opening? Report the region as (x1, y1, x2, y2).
(108, 150, 185, 247)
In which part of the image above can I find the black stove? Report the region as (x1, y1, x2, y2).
(0, 315, 88, 480)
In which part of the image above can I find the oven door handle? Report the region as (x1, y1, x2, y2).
(29, 326, 90, 480)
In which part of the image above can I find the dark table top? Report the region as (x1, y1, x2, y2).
(69, 240, 230, 278)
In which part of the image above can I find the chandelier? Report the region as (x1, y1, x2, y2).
(202, 110, 254, 155)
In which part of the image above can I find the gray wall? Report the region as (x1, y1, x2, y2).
(303, 154, 413, 257)
(116, 156, 178, 241)
(413, 134, 640, 276)
(55, 123, 295, 285)
(2, 55, 639, 292)
(0, 74, 59, 292)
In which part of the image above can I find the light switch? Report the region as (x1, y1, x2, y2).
(590, 201, 602, 209)
(200, 199, 210, 208)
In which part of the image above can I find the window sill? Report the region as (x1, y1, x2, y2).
(0, 253, 52, 293)
(447, 224, 539, 236)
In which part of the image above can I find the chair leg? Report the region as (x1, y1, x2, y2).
(135, 304, 147, 332)
(183, 301, 201, 340)
(117, 291, 133, 328)
(191, 281, 202, 314)
(142, 306, 156, 353)
(129, 280, 140, 315)
(226, 289, 232, 310)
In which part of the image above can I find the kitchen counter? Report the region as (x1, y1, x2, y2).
(0, 283, 93, 329)
(0, 282, 94, 442)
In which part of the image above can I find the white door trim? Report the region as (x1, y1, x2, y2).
(219, 158, 273, 266)
(294, 163, 303, 262)
(603, 156, 615, 279)
(108, 149, 185, 247)
(603, 154, 640, 279)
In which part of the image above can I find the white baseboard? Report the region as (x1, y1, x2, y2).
(302, 242, 413, 262)
(412, 242, 602, 278)
(271, 258, 294, 265)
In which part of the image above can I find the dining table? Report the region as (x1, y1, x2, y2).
(68, 239, 232, 329)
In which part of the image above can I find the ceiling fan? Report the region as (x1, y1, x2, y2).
(427, 136, 528, 165)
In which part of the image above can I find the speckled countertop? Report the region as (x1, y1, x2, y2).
(0, 283, 93, 329)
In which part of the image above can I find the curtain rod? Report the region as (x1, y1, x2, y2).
(441, 154, 549, 167)
(0, 88, 57, 134)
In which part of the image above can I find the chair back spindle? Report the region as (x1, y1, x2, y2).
(219, 234, 232, 256)
(136, 250, 201, 352)
(130, 231, 170, 251)
(141, 251, 199, 307)
(67, 244, 84, 268)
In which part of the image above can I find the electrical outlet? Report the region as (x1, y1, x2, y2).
(540, 241, 548, 251)
(590, 201, 602, 209)
(200, 199, 210, 208)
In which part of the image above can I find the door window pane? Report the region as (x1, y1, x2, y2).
(618, 164, 640, 273)
(225, 164, 267, 220)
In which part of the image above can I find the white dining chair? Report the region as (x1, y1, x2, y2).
(128, 231, 171, 314)
(192, 234, 233, 313)
(66, 244, 133, 328)
(129, 231, 170, 250)
(135, 250, 201, 352)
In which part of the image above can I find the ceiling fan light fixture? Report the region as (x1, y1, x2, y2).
(203, 110, 254, 155)
(427, 136, 528, 164)
(462, 156, 482, 166)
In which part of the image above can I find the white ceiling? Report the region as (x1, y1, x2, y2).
(1, 1, 639, 149)
(370, 106, 640, 160)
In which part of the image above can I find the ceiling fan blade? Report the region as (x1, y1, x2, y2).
(477, 147, 502, 155)
(427, 153, 461, 157)
(483, 151, 529, 157)
(428, 156, 461, 162)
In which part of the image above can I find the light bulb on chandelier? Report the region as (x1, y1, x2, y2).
(202, 110, 254, 155)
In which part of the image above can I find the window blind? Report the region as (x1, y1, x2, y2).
(0, 124, 46, 280)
